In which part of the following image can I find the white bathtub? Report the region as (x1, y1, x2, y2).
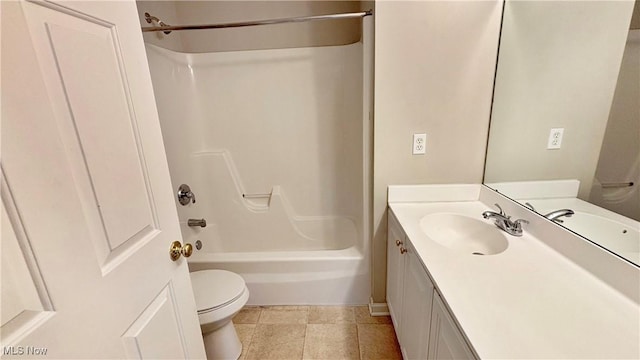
(187, 247, 369, 305)
(182, 191, 370, 305)
(180, 150, 370, 305)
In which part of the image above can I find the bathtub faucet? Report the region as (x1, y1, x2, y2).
(544, 209, 574, 223)
(188, 218, 207, 228)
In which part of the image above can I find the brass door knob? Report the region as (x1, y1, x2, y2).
(395, 239, 403, 247)
(182, 243, 193, 257)
(170, 241, 193, 261)
(400, 246, 408, 254)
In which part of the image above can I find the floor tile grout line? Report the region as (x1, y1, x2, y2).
(237, 308, 260, 359)
(355, 321, 362, 360)
(349, 307, 364, 360)
(300, 323, 308, 360)
(256, 307, 264, 324)
(301, 307, 309, 360)
(245, 308, 260, 357)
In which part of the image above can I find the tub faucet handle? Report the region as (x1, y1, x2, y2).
(177, 184, 196, 205)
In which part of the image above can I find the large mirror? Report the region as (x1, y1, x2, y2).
(484, 0, 639, 266)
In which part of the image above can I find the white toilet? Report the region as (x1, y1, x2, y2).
(190, 270, 250, 360)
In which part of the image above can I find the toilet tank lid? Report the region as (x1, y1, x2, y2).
(190, 270, 246, 311)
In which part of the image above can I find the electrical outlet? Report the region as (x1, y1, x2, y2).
(413, 133, 426, 155)
(547, 128, 564, 149)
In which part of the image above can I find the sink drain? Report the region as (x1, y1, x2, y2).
(472, 252, 485, 256)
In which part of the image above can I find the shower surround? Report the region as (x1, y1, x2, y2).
(145, 33, 371, 304)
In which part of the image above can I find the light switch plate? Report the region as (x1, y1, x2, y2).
(547, 128, 564, 149)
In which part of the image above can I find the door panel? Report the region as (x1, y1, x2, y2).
(1, 174, 54, 346)
(45, 17, 158, 251)
(22, 0, 160, 273)
(122, 284, 188, 360)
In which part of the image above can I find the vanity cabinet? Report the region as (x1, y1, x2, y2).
(387, 210, 476, 360)
(428, 293, 476, 360)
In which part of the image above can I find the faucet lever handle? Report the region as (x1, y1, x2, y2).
(494, 203, 505, 216)
(524, 202, 536, 212)
(513, 219, 529, 230)
(178, 184, 196, 205)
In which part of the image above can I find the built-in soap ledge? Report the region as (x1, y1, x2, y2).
(242, 190, 272, 208)
(242, 192, 272, 199)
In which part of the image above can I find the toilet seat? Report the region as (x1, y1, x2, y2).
(190, 270, 247, 314)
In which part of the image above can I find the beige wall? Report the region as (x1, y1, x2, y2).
(137, 1, 363, 53)
(371, 1, 503, 302)
(484, 1, 634, 200)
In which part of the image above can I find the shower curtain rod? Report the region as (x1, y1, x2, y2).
(141, 10, 373, 33)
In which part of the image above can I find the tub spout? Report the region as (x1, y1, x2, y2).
(188, 218, 207, 228)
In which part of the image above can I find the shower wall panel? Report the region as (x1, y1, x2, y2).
(146, 42, 364, 252)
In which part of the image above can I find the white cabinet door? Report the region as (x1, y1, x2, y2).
(1, 1, 206, 358)
(399, 243, 434, 360)
(387, 210, 406, 338)
(428, 293, 476, 360)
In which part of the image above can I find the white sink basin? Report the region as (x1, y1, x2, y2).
(419, 213, 509, 255)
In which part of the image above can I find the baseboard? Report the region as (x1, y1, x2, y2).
(368, 298, 389, 316)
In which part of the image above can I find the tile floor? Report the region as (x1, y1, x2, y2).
(232, 306, 402, 360)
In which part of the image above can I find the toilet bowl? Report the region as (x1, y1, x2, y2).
(190, 270, 250, 360)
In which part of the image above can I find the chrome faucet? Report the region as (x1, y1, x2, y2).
(482, 204, 528, 237)
(187, 218, 207, 228)
(544, 209, 574, 223)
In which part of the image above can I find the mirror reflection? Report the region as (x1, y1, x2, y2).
(484, 0, 639, 265)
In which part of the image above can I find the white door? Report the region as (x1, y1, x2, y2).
(1, 0, 206, 358)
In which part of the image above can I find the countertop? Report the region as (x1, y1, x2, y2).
(388, 186, 640, 359)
